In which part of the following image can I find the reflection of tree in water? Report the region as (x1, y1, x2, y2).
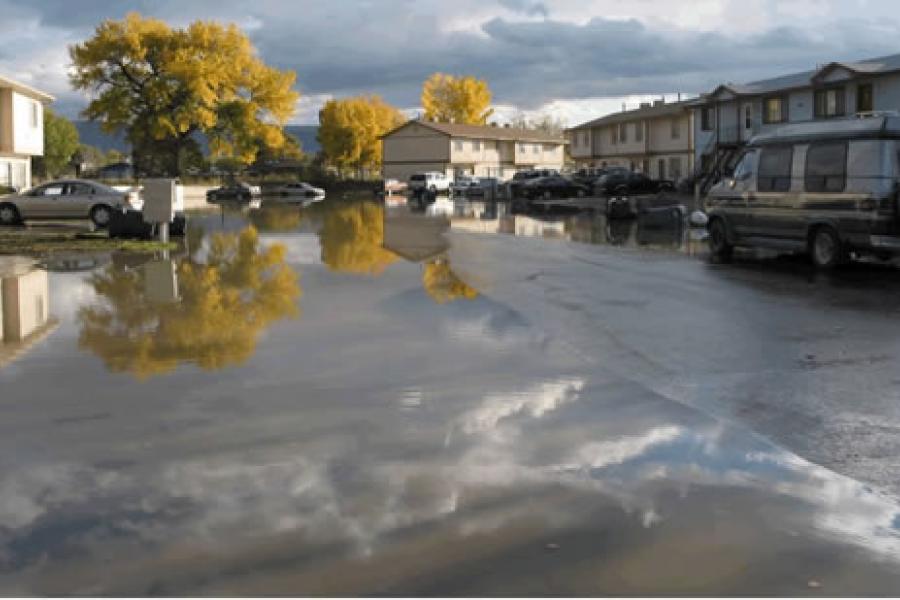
(248, 206, 304, 232)
(319, 201, 397, 275)
(78, 226, 300, 379)
(422, 258, 478, 304)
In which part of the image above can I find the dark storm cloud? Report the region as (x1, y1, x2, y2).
(2, 0, 900, 115)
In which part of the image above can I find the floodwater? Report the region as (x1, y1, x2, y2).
(1, 196, 900, 595)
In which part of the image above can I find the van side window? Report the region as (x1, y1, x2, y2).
(757, 146, 793, 192)
(805, 142, 847, 193)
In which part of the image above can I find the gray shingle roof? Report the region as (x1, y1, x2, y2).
(566, 100, 691, 131)
(382, 119, 566, 143)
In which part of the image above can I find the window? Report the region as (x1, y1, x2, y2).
(762, 97, 788, 124)
(36, 184, 64, 196)
(857, 83, 874, 113)
(732, 151, 755, 181)
(580, 131, 588, 147)
(814, 88, 845, 118)
(532, 143, 540, 154)
(31, 102, 39, 128)
(610, 128, 617, 144)
(518, 143, 526, 152)
(757, 145, 793, 192)
(635, 122, 643, 142)
(701, 107, 715, 131)
(744, 105, 753, 129)
(455, 140, 464, 151)
(67, 183, 94, 195)
(805, 142, 847, 192)
(472, 140, 481, 151)
(668, 156, 682, 180)
(657, 158, 666, 179)
(619, 123, 627, 143)
(671, 118, 680, 139)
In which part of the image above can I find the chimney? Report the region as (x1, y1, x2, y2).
(653, 100, 664, 107)
(640, 102, 651, 109)
(677, 92, 682, 101)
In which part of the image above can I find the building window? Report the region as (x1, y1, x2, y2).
(805, 141, 847, 192)
(634, 122, 643, 143)
(757, 145, 793, 192)
(701, 107, 715, 131)
(669, 157, 682, 180)
(472, 140, 481, 151)
(532, 143, 540, 154)
(610, 128, 617, 145)
(857, 83, 874, 113)
(31, 102, 39, 128)
(671, 118, 680, 139)
(762, 97, 788, 124)
(518, 143, 526, 153)
(814, 88, 845, 118)
(619, 123, 627, 143)
(744, 104, 752, 129)
(455, 140, 464, 151)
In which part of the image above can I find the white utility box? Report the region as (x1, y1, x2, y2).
(142, 179, 183, 223)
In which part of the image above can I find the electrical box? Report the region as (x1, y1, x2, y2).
(142, 178, 181, 223)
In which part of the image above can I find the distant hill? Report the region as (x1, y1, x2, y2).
(73, 121, 321, 155)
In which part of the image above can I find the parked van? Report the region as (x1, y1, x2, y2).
(706, 115, 900, 267)
(408, 172, 451, 194)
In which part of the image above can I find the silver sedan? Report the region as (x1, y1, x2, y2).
(0, 179, 142, 228)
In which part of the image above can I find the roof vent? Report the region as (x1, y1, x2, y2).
(640, 102, 651, 109)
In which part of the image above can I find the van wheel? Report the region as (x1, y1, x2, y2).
(810, 226, 847, 269)
(708, 218, 733, 259)
(90, 204, 113, 228)
(0, 203, 21, 226)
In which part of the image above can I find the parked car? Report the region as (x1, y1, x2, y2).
(594, 170, 674, 196)
(0, 179, 143, 228)
(451, 176, 480, 196)
(270, 182, 325, 198)
(383, 179, 408, 194)
(706, 114, 900, 268)
(505, 169, 559, 198)
(470, 177, 500, 196)
(523, 175, 591, 199)
(206, 181, 262, 203)
(409, 172, 451, 194)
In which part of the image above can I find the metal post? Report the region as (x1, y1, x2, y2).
(159, 221, 169, 244)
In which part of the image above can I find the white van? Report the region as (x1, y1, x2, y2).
(706, 114, 900, 267)
(409, 172, 451, 194)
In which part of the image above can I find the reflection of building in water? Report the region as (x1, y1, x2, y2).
(448, 200, 506, 234)
(0, 257, 58, 368)
(503, 215, 569, 240)
(382, 210, 450, 263)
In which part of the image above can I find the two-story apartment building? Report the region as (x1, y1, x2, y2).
(567, 100, 694, 182)
(381, 119, 566, 182)
(690, 52, 900, 192)
(0, 74, 53, 191)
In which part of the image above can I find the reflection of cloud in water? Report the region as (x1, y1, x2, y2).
(459, 377, 584, 435)
(557, 425, 683, 471)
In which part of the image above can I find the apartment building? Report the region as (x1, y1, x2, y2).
(381, 119, 566, 182)
(567, 100, 694, 182)
(0, 74, 54, 190)
(690, 52, 900, 191)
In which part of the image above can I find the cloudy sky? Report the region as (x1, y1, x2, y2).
(1, 0, 900, 126)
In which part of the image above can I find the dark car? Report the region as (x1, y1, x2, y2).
(506, 169, 560, 198)
(523, 175, 591, 200)
(593, 171, 674, 196)
(206, 182, 261, 203)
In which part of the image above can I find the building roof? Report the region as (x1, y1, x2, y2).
(692, 51, 900, 105)
(749, 113, 900, 146)
(567, 100, 691, 131)
(0, 73, 55, 102)
(382, 119, 566, 143)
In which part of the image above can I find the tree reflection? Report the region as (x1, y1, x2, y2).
(248, 206, 304, 232)
(319, 201, 398, 275)
(422, 258, 478, 304)
(78, 226, 300, 379)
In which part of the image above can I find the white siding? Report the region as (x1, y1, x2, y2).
(11, 92, 43, 156)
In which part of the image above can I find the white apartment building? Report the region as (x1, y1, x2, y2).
(0, 74, 54, 190)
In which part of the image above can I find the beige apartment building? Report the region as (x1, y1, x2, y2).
(1, 74, 54, 190)
(567, 100, 694, 183)
(381, 119, 566, 182)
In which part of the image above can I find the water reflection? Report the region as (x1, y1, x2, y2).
(77, 226, 300, 379)
(0, 257, 57, 369)
(319, 201, 398, 275)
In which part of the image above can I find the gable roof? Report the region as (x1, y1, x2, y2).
(692, 51, 900, 105)
(0, 73, 54, 102)
(382, 119, 566, 143)
(567, 99, 691, 131)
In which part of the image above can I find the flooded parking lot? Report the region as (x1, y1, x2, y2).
(2, 196, 900, 595)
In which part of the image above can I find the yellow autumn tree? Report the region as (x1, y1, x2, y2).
(421, 73, 493, 125)
(422, 259, 478, 304)
(319, 201, 398, 275)
(69, 13, 298, 175)
(317, 95, 405, 177)
(78, 227, 300, 379)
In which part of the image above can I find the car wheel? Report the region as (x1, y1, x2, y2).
(576, 188, 586, 198)
(90, 204, 113, 228)
(543, 190, 552, 199)
(809, 226, 847, 269)
(0, 203, 21, 226)
(708, 218, 733, 259)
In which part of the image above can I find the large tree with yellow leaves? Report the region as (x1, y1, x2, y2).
(421, 73, 493, 125)
(317, 95, 404, 177)
(69, 13, 298, 176)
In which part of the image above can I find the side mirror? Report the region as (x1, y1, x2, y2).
(728, 178, 737, 189)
